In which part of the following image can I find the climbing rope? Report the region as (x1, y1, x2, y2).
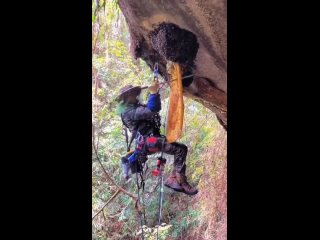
(156, 139, 166, 240)
(135, 158, 146, 240)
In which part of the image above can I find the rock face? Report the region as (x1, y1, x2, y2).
(118, 0, 227, 130)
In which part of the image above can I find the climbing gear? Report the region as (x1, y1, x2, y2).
(116, 85, 142, 102)
(135, 155, 147, 240)
(133, 61, 185, 238)
(135, 132, 145, 151)
(122, 123, 135, 152)
(127, 133, 148, 174)
(121, 105, 157, 152)
(151, 157, 166, 177)
(133, 133, 166, 240)
(153, 62, 159, 82)
(145, 135, 163, 153)
(120, 61, 189, 238)
(152, 137, 166, 240)
(155, 156, 166, 239)
(165, 62, 184, 143)
(122, 134, 165, 173)
(139, 74, 193, 91)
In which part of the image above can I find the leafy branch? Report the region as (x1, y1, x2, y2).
(92, 125, 138, 220)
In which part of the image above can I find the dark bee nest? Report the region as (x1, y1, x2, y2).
(150, 22, 199, 67)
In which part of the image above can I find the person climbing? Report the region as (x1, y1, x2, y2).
(116, 83, 198, 195)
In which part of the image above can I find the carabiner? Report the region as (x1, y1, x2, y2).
(153, 63, 159, 82)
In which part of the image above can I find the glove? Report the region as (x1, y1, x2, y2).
(148, 82, 160, 94)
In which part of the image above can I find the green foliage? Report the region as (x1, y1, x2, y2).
(168, 207, 201, 238)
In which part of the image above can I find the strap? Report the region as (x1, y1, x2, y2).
(121, 114, 130, 151)
(135, 170, 145, 240)
(120, 113, 128, 129)
(121, 113, 136, 152)
(128, 131, 136, 152)
(138, 171, 145, 191)
(123, 125, 129, 151)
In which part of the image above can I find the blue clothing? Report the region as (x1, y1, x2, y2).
(128, 151, 138, 164)
(146, 93, 161, 112)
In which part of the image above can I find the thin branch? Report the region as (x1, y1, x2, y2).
(95, 74, 99, 97)
(106, 212, 121, 219)
(92, 134, 137, 200)
(102, 204, 108, 239)
(96, 124, 100, 151)
(92, 21, 100, 55)
(93, 0, 99, 17)
(99, 157, 137, 199)
(92, 189, 121, 220)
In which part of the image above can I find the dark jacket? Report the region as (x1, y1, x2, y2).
(121, 93, 161, 137)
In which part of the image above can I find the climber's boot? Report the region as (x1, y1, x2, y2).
(164, 172, 184, 192)
(176, 173, 198, 196)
